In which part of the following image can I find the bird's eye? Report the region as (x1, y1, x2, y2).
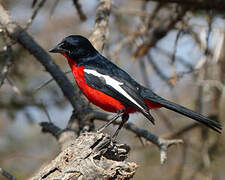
(60, 42, 69, 49)
(60, 42, 74, 53)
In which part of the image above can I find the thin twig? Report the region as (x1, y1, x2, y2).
(155, 109, 174, 131)
(139, 58, 150, 88)
(39, 122, 62, 139)
(32, 0, 38, 8)
(164, 123, 200, 139)
(112, 7, 150, 17)
(25, 0, 46, 30)
(50, 0, 60, 16)
(133, 5, 187, 58)
(0, 168, 17, 180)
(147, 3, 164, 30)
(109, 36, 134, 59)
(40, 100, 52, 123)
(72, 0, 87, 21)
(154, 46, 194, 70)
(172, 30, 182, 64)
(174, 141, 188, 180)
(124, 122, 183, 164)
(6, 77, 22, 95)
(33, 70, 72, 94)
(0, 45, 12, 87)
(94, 112, 183, 164)
(147, 53, 172, 87)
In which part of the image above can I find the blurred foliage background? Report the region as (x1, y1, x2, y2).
(0, 0, 225, 179)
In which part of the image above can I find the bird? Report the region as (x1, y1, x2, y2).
(49, 35, 222, 139)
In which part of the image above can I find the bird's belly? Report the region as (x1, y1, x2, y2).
(83, 86, 126, 113)
(72, 65, 126, 113)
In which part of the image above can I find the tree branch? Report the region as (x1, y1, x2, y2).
(124, 122, 183, 164)
(39, 122, 62, 139)
(94, 112, 183, 164)
(146, 0, 225, 11)
(29, 132, 137, 180)
(72, 0, 87, 21)
(89, 0, 112, 52)
(0, 168, 17, 180)
(0, 4, 93, 129)
(133, 5, 187, 58)
(0, 45, 12, 87)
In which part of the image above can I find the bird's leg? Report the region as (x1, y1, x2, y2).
(112, 113, 129, 140)
(97, 110, 125, 133)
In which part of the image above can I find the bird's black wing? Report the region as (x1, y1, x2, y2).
(83, 55, 155, 123)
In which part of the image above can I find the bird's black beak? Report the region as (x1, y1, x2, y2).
(49, 43, 65, 53)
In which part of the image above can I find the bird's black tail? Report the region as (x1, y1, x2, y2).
(141, 88, 222, 133)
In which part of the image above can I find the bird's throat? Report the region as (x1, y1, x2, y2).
(61, 53, 77, 68)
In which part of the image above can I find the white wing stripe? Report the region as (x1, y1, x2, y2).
(84, 69, 145, 111)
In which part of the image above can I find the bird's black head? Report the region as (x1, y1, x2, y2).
(49, 35, 97, 60)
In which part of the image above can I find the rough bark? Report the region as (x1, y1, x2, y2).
(89, 0, 112, 52)
(29, 132, 137, 180)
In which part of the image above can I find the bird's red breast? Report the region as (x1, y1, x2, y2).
(64, 54, 126, 113)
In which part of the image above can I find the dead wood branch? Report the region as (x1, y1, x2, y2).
(72, 0, 87, 21)
(29, 132, 137, 180)
(0, 45, 12, 87)
(89, 0, 112, 52)
(0, 4, 94, 130)
(0, 5, 78, 109)
(0, 168, 17, 180)
(133, 5, 187, 59)
(94, 112, 183, 164)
